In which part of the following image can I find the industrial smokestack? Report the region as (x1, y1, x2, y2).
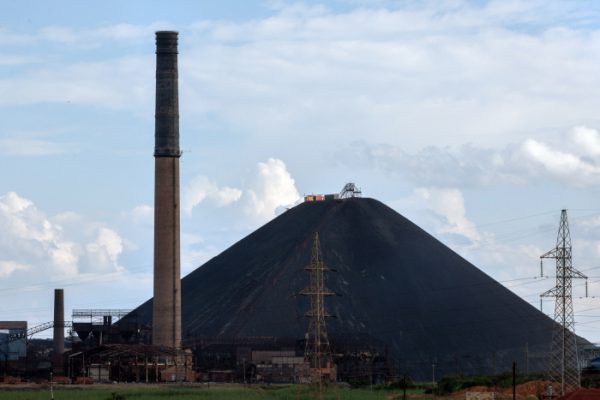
(53, 288, 64, 373)
(153, 31, 182, 349)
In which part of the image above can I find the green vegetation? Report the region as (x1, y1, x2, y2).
(430, 372, 546, 395)
(0, 384, 434, 400)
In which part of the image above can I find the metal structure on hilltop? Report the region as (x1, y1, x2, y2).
(339, 182, 362, 199)
(540, 209, 588, 395)
(301, 232, 336, 384)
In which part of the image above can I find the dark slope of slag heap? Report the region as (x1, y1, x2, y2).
(127, 198, 560, 376)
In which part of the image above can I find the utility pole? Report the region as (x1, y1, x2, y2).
(540, 210, 587, 395)
(301, 232, 336, 388)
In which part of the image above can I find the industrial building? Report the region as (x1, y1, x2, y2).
(0, 322, 27, 363)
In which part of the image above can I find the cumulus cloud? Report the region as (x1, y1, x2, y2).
(245, 158, 300, 223)
(341, 126, 600, 187)
(83, 227, 124, 273)
(408, 187, 481, 242)
(0, 191, 125, 281)
(180, 158, 299, 224)
(0, 191, 79, 276)
(182, 176, 242, 215)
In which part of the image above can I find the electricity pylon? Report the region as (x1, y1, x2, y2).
(301, 232, 336, 384)
(540, 209, 587, 395)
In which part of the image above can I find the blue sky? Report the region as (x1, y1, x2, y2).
(2, 0, 600, 344)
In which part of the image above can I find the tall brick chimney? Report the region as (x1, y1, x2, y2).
(152, 31, 181, 349)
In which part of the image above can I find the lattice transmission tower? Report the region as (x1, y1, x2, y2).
(301, 232, 336, 384)
(540, 209, 587, 395)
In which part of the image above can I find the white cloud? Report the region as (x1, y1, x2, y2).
(3, 4, 600, 152)
(568, 126, 600, 159)
(177, 3, 600, 152)
(181, 158, 299, 224)
(176, 158, 300, 274)
(130, 204, 153, 225)
(83, 227, 124, 273)
(400, 187, 481, 243)
(53, 211, 83, 225)
(0, 260, 29, 278)
(341, 126, 600, 187)
(245, 158, 300, 223)
(0, 191, 125, 281)
(182, 176, 242, 215)
(520, 138, 600, 185)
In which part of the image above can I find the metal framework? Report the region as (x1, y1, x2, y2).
(540, 209, 587, 395)
(72, 309, 132, 319)
(68, 344, 187, 383)
(339, 183, 362, 199)
(6, 321, 73, 343)
(301, 232, 335, 383)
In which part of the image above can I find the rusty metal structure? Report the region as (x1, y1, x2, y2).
(301, 232, 336, 383)
(540, 210, 588, 395)
(72, 309, 139, 345)
(153, 30, 182, 350)
(68, 344, 194, 383)
(7, 321, 72, 343)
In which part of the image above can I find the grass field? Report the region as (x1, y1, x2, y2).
(0, 384, 431, 400)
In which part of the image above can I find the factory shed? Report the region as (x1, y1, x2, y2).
(67, 344, 194, 383)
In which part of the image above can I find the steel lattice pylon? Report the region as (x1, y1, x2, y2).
(301, 232, 336, 384)
(540, 209, 587, 395)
